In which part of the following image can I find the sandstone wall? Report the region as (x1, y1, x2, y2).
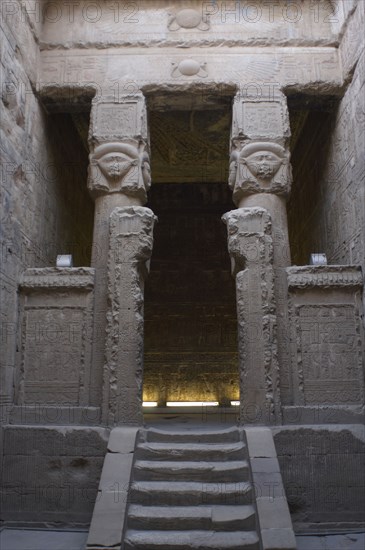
(1, 1, 97, 527)
(274, 426, 365, 529)
(288, 2, 364, 280)
(1, 1, 94, 416)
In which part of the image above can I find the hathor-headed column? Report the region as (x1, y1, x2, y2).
(222, 208, 280, 424)
(227, 90, 293, 411)
(87, 93, 153, 417)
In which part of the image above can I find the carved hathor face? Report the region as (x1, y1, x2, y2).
(97, 152, 137, 181)
(241, 142, 286, 181)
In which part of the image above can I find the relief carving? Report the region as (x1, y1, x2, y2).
(171, 59, 208, 78)
(222, 208, 280, 424)
(104, 207, 157, 425)
(88, 139, 151, 202)
(168, 8, 210, 31)
(229, 141, 291, 204)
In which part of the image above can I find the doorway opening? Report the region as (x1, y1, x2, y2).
(143, 97, 238, 410)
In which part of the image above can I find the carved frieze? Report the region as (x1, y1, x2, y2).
(287, 265, 363, 289)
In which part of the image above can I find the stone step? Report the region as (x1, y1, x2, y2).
(145, 426, 241, 444)
(133, 459, 249, 482)
(130, 481, 253, 506)
(123, 529, 260, 550)
(136, 441, 247, 461)
(127, 504, 256, 531)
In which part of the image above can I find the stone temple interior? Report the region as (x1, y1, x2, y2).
(1, 2, 364, 550)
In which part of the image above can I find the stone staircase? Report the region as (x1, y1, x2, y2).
(122, 426, 260, 550)
(86, 425, 296, 550)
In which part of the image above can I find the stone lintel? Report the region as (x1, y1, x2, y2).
(286, 265, 363, 289)
(20, 267, 95, 290)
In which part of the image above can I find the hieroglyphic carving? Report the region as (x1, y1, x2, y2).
(295, 305, 363, 404)
(104, 207, 157, 425)
(20, 308, 84, 404)
(287, 265, 363, 289)
(89, 93, 147, 143)
(222, 207, 280, 424)
(17, 268, 95, 406)
(95, 104, 137, 137)
(287, 266, 364, 407)
(232, 95, 290, 143)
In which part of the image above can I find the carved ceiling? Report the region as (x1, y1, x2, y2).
(149, 108, 231, 184)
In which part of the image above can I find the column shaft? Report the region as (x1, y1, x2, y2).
(228, 91, 293, 414)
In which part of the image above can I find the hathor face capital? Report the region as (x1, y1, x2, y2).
(92, 142, 139, 183)
(240, 142, 287, 181)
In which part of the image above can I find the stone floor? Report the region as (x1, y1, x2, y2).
(1, 528, 364, 549)
(0, 529, 88, 550)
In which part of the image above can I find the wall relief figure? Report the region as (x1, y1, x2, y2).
(88, 139, 151, 202)
(168, 8, 210, 31)
(229, 141, 291, 204)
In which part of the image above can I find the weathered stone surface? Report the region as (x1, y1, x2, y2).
(229, 91, 293, 410)
(1, 426, 108, 525)
(287, 265, 363, 289)
(229, 141, 292, 202)
(16, 268, 95, 406)
(245, 428, 278, 458)
(108, 426, 139, 453)
(87, 93, 151, 410)
(274, 426, 365, 528)
(1, 0, 364, 537)
(38, 0, 338, 51)
(119, 426, 295, 549)
(104, 207, 157, 425)
(223, 208, 280, 424)
(87, 426, 138, 548)
(286, 266, 364, 409)
(88, 139, 151, 202)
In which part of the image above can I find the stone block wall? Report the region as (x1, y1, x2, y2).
(274, 426, 365, 530)
(1, 2, 98, 527)
(1, 2, 94, 417)
(1, 426, 108, 526)
(288, 3, 364, 284)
